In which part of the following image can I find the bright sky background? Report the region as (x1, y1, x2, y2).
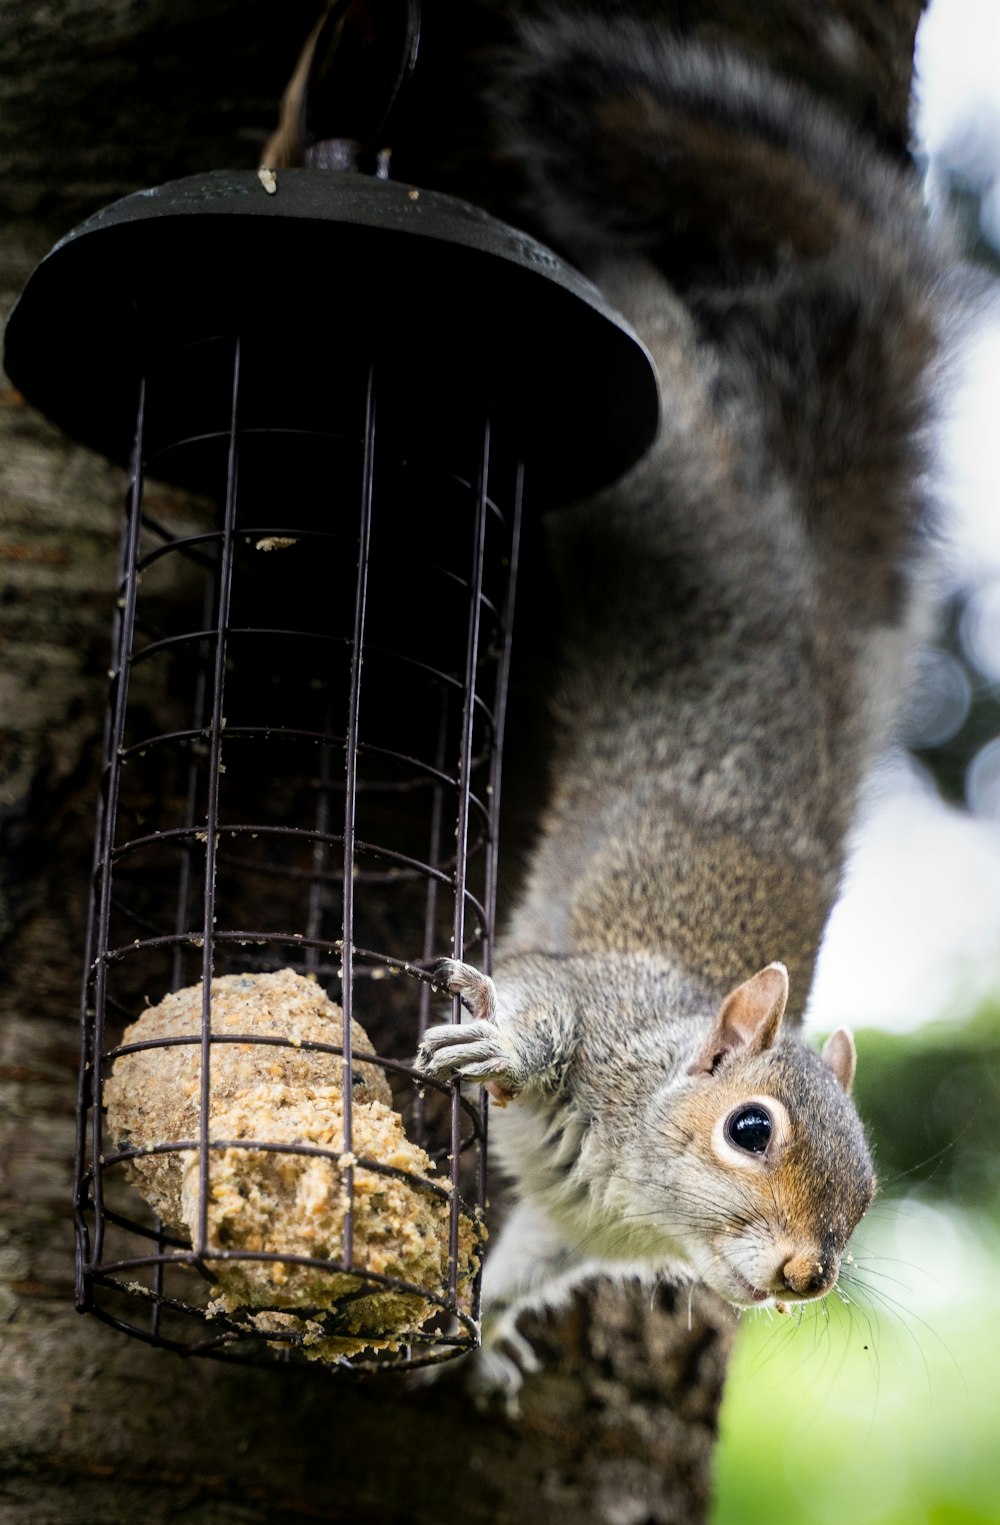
(805, 0, 1000, 1035)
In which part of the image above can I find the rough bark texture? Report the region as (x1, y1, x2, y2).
(1, 3, 923, 1521)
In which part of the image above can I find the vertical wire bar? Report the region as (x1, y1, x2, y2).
(412, 689, 450, 1149)
(77, 656, 128, 1296)
(88, 377, 149, 1270)
(157, 465, 222, 1332)
(451, 418, 491, 959)
(305, 698, 336, 978)
(448, 414, 491, 1303)
(149, 1222, 165, 1338)
(419, 692, 450, 1035)
(341, 360, 377, 1269)
(476, 455, 524, 1225)
(196, 335, 242, 1256)
(172, 571, 218, 992)
(481, 456, 523, 978)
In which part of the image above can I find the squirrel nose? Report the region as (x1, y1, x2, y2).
(781, 1253, 834, 1297)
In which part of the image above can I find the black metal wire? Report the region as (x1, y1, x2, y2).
(88, 376, 149, 1272)
(340, 358, 377, 1268)
(75, 327, 520, 1369)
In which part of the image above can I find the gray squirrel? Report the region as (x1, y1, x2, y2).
(416, 7, 949, 1386)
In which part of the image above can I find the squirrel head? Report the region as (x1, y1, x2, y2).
(647, 963, 876, 1309)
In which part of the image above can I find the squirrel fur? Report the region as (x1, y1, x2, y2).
(414, 6, 948, 1387)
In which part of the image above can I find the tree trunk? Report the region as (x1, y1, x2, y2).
(0, 3, 924, 1521)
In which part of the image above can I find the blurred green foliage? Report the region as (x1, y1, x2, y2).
(852, 1007, 1000, 1217)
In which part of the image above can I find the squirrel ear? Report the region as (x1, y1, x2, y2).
(687, 962, 789, 1077)
(821, 1028, 857, 1092)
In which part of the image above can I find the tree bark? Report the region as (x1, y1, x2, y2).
(0, 3, 923, 1521)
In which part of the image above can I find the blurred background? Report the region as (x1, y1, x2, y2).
(715, 1, 1000, 1518)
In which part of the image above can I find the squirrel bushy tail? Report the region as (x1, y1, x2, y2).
(496, 11, 929, 271)
(495, 8, 944, 588)
(491, 9, 948, 1007)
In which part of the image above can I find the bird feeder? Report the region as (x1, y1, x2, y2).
(3, 166, 658, 1369)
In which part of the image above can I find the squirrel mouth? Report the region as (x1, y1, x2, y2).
(727, 1269, 772, 1306)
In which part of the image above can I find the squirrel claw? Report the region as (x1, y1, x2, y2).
(433, 958, 498, 1024)
(469, 1349, 527, 1418)
(416, 1019, 523, 1099)
(467, 1311, 541, 1415)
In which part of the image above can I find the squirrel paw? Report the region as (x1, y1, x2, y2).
(468, 1348, 529, 1417)
(417, 961, 523, 1102)
(467, 1311, 541, 1417)
(416, 1019, 524, 1102)
(408, 1316, 539, 1418)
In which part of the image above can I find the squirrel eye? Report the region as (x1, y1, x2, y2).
(725, 1105, 772, 1154)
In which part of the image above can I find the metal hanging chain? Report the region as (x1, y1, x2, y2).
(303, 0, 422, 173)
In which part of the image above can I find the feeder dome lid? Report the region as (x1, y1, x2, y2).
(3, 170, 660, 506)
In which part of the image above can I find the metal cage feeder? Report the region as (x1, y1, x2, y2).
(4, 167, 658, 1370)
